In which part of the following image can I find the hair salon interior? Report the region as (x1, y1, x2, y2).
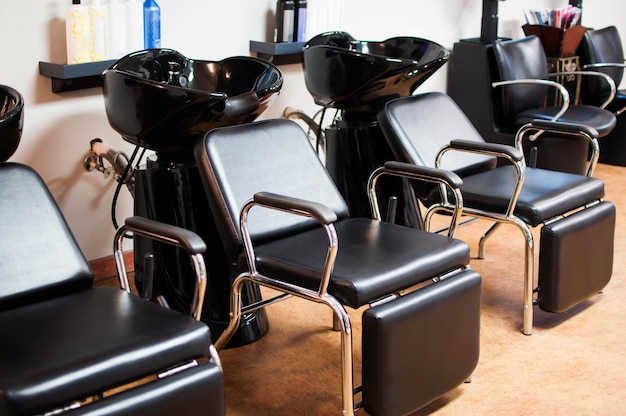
(1, 0, 626, 415)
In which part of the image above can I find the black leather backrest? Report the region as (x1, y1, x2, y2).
(0, 163, 93, 311)
(194, 119, 349, 262)
(493, 36, 550, 122)
(580, 26, 624, 106)
(378, 92, 496, 177)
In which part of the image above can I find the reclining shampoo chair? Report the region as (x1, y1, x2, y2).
(579, 25, 626, 166)
(378, 92, 615, 336)
(193, 118, 482, 416)
(0, 163, 225, 416)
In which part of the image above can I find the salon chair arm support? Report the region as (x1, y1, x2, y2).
(381, 161, 463, 189)
(253, 191, 338, 225)
(438, 139, 525, 218)
(446, 139, 524, 162)
(114, 216, 208, 321)
(492, 79, 570, 121)
(582, 63, 626, 114)
(240, 192, 338, 297)
(368, 161, 464, 235)
(527, 119, 599, 139)
(124, 216, 207, 253)
(548, 70, 616, 108)
(584, 61, 626, 69)
(516, 120, 600, 177)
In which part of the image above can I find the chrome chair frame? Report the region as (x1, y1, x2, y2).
(492, 70, 615, 172)
(0, 163, 225, 416)
(113, 216, 221, 368)
(583, 62, 626, 115)
(114, 217, 207, 320)
(214, 162, 466, 416)
(420, 119, 604, 335)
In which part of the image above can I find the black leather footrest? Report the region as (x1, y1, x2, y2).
(538, 201, 616, 313)
(361, 270, 482, 416)
(67, 361, 225, 416)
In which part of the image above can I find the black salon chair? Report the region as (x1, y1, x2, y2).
(491, 35, 617, 175)
(378, 91, 615, 336)
(579, 25, 626, 166)
(0, 162, 225, 416)
(193, 118, 482, 416)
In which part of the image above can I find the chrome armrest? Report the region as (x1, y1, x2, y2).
(548, 70, 617, 108)
(516, 120, 600, 176)
(240, 192, 338, 297)
(114, 216, 208, 321)
(492, 78, 570, 121)
(583, 62, 626, 70)
(437, 139, 525, 218)
(367, 161, 464, 236)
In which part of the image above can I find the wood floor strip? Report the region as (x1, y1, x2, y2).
(90, 251, 134, 282)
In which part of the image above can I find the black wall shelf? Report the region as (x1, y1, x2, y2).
(40, 41, 306, 93)
(249, 41, 305, 65)
(39, 60, 116, 93)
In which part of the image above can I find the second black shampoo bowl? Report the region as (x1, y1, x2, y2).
(303, 31, 449, 113)
(0, 85, 24, 162)
(103, 49, 283, 157)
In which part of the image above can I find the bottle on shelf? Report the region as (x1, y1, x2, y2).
(275, 0, 295, 43)
(107, 0, 127, 59)
(66, 0, 91, 64)
(125, 0, 144, 53)
(143, 0, 161, 49)
(294, 0, 307, 42)
(88, 0, 109, 61)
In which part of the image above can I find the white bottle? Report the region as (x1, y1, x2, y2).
(107, 0, 127, 59)
(66, 0, 91, 64)
(125, 0, 143, 53)
(89, 0, 108, 61)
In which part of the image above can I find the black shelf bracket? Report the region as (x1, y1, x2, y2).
(249, 41, 305, 65)
(38, 60, 116, 93)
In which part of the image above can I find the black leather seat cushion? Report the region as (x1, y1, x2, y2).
(0, 286, 212, 416)
(67, 361, 225, 416)
(240, 218, 471, 309)
(515, 105, 617, 137)
(460, 165, 606, 226)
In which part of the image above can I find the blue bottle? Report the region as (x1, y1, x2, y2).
(143, 0, 161, 49)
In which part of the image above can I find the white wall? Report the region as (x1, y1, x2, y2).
(0, 0, 624, 261)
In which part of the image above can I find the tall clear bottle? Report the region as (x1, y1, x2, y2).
(89, 0, 108, 61)
(107, 0, 127, 59)
(143, 0, 161, 49)
(294, 0, 307, 42)
(66, 0, 91, 64)
(125, 0, 143, 53)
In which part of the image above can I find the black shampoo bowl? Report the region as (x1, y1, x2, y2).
(303, 31, 449, 113)
(103, 49, 283, 157)
(100, 50, 283, 346)
(0, 85, 24, 162)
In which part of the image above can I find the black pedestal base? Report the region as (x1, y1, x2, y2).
(133, 158, 269, 348)
(325, 115, 422, 228)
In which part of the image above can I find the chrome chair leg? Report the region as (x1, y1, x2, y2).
(478, 222, 501, 259)
(214, 276, 245, 351)
(216, 275, 358, 415)
(505, 219, 535, 336)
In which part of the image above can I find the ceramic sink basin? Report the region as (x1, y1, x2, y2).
(303, 32, 449, 112)
(0, 85, 24, 162)
(103, 49, 283, 157)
